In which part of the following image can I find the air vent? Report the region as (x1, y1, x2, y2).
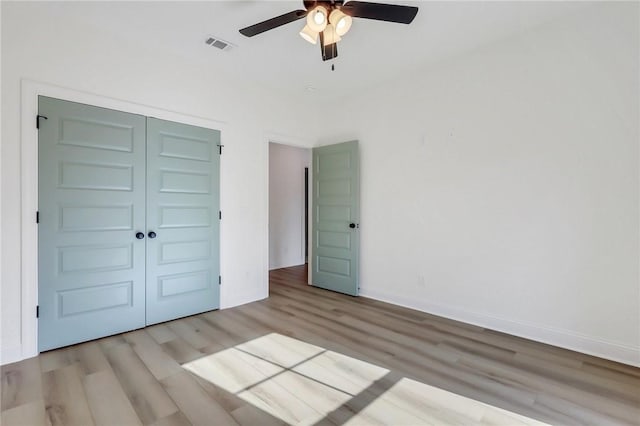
(205, 36, 234, 52)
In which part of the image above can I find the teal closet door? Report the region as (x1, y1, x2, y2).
(38, 96, 147, 351)
(311, 141, 360, 296)
(145, 118, 220, 325)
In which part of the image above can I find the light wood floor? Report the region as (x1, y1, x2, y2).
(2, 265, 639, 425)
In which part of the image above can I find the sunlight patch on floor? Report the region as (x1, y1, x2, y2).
(182, 333, 550, 425)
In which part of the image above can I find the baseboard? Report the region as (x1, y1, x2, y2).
(359, 288, 640, 368)
(220, 293, 268, 310)
(0, 345, 24, 366)
(5, 289, 636, 367)
(269, 261, 305, 271)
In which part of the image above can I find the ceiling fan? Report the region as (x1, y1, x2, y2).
(239, 0, 419, 61)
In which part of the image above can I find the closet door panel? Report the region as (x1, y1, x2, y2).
(145, 118, 220, 325)
(38, 96, 147, 351)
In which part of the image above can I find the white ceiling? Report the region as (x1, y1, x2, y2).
(34, 1, 590, 102)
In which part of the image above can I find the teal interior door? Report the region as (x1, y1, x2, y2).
(38, 96, 147, 351)
(311, 141, 360, 296)
(145, 118, 220, 325)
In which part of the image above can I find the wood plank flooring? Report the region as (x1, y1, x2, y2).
(2, 264, 639, 425)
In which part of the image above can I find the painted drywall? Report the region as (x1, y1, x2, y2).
(317, 3, 640, 365)
(269, 143, 311, 270)
(2, 1, 638, 367)
(0, 3, 318, 364)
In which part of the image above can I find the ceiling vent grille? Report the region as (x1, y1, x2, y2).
(205, 36, 234, 52)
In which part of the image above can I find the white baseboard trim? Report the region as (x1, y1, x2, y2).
(269, 261, 306, 271)
(0, 345, 24, 366)
(359, 288, 640, 368)
(220, 293, 268, 310)
(6, 286, 637, 367)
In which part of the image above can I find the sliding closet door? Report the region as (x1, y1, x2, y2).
(38, 96, 147, 351)
(145, 118, 220, 325)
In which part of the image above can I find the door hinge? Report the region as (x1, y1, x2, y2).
(36, 115, 48, 129)
(219, 275, 222, 285)
(217, 144, 224, 155)
(219, 210, 222, 220)
(36, 305, 39, 318)
(36, 211, 39, 224)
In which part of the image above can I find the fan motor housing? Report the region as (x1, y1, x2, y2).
(304, 0, 345, 11)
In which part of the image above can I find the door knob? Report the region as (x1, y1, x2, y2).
(136, 232, 145, 239)
(349, 223, 356, 229)
(148, 231, 157, 239)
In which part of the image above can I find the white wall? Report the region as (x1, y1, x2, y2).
(2, 1, 638, 367)
(0, 3, 317, 364)
(269, 143, 311, 270)
(317, 3, 640, 366)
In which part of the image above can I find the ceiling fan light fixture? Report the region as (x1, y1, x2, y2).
(329, 9, 352, 36)
(307, 5, 328, 32)
(238, 0, 419, 62)
(322, 23, 341, 47)
(299, 24, 318, 44)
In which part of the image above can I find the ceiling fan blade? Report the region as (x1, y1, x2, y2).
(239, 9, 307, 37)
(341, 1, 418, 24)
(319, 33, 338, 61)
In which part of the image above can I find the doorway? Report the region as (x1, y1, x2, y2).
(268, 142, 311, 272)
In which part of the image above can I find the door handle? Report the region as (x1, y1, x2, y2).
(349, 223, 356, 229)
(148, 231, 157, 239)
(135, 232, 145, 239)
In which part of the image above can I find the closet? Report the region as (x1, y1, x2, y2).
(37, 96, 220, 351)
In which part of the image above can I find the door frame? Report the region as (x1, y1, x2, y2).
(20, 80, 227, 359)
